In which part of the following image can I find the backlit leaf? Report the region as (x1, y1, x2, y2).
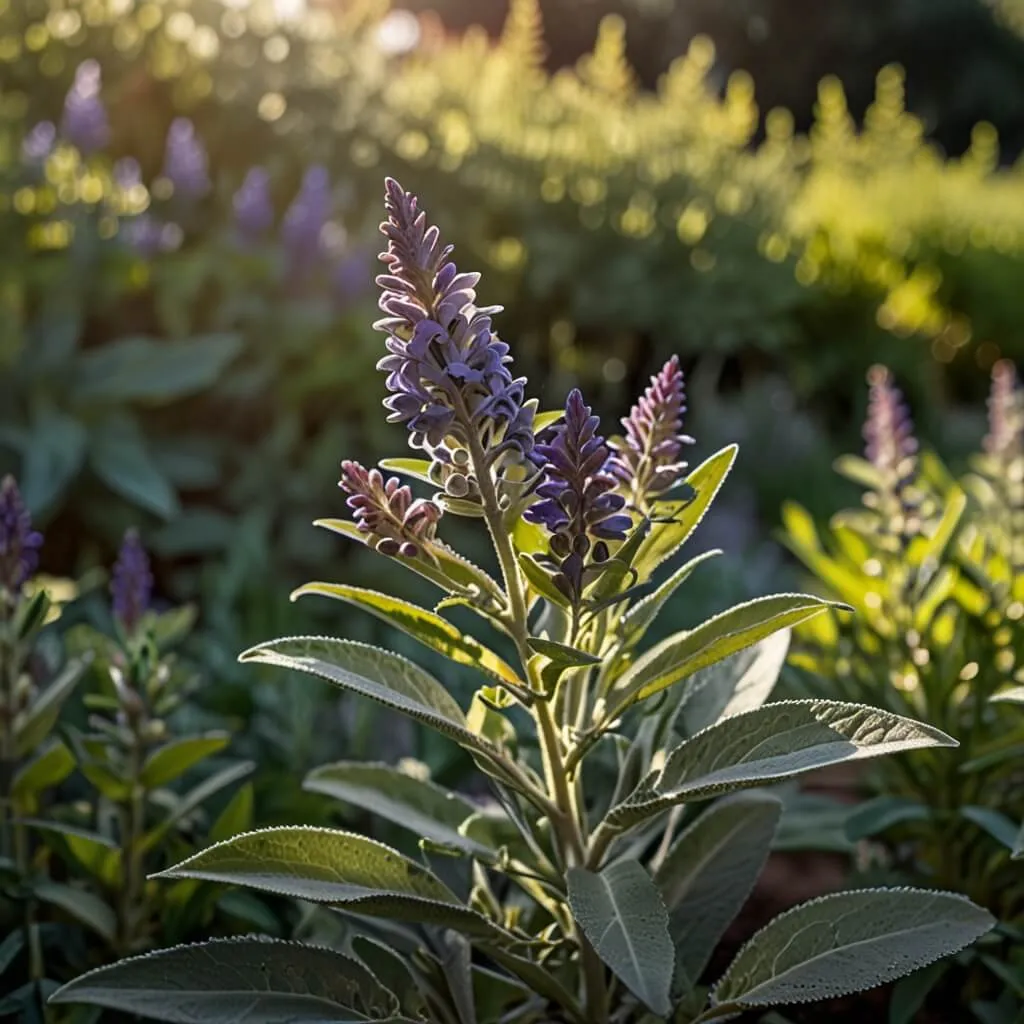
(291, 584, 521, 686)
(156, 827, 507, 939)
(141, 734, 230, 789)
(11, 740, 75, 799)
(615, 594, 838, 710)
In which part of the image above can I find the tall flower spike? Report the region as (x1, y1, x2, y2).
(984, 359, 1023, 462)
(0, 476, 43, 598)
(339, 461, 442, 558)
(161, 118, 211, 199)
(862, 365, 922, 542)
(607, 355, 694, 509)
(282, 165, 331, 277)
(374, 178, 535, 493)
(60, 61, 110, 155)
(233, 167, 274, 241)
(111, 529, 153, 636)
(525, 389, 633, 600)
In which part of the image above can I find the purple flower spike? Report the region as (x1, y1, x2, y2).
(340, 461, 442, 557)
(233, 167, 274, 241)
(161, 118, 211, 199)
(864, 365, 918, 478)
(984, 360, 1023, 461)
(608, 355, 694, 509)
(525, 389, 633, 600)
(60, 61, 110, 155)
(0, 476, 43, 597)
(282, 165, 331, 276)
(374, 178, 534, 471)
(22, 121, 56, 165)
(111, 529, 153, 635)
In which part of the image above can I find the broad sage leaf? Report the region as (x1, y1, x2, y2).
(567, 860, 674, 1017)
(618, 548, 722, 649)
(634, 445, 737, 578)
(655, 792, 783, 996)
(239, 637, 507, 770)
(156, 826, 510, 939)
(708, 889, 995, 1012)
(607, 700, 956, 832)
(49, 937, 400, 1021)
(612, 594, 841, 714)
(676, 628, 791, 737)
(304, 761, 497, 857)
(291, 584, 522, 687)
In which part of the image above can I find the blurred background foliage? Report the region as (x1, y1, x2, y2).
(0, 0, 1022, 797)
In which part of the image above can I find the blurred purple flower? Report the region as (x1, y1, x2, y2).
(22, 121, 56, 165)
(525, 389, 632, 600)
(984, 359, 1023, 461)
(333, 248, 372, 302)
(375, 178, 534, 468)
(113, 157, 143, 190)
(608, 355, 694, 509)
(111, 528, 152, 635)
(233, 166, 274, 241)
(339, 460, 442, 557)
(161, 118, 210, 199)
(864, 365, 918, 477)
(60, 60, 110, 155)
(282, 165, 331, 275)
(120, 213, 182, 257)
(0, 476, 43, 597)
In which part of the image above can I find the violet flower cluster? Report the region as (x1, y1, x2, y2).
(111, 529, 153, 636)
(526, 390, 632, 600)
(233, 167, 274, 241)
(161, 118, 211, 200)
(60, 60, 110, 155)
(863, 365, 922, 541)
(0, 476, 43, 599)
(282, 165, 331, 276)
(340, 461, 442, 558)
(607, 355, 693, 510)
(22, 121, 56, 165)
(374, 178, 534, 481)
(984, 359, 1023, 463)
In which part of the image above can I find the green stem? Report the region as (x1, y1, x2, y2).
(464, 429, 608, 1021)
(119, 728, 147, 955)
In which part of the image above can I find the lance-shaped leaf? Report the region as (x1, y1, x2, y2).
(155, 827, 509, 939)
(634, 445, 737, 578)
(567, 860, 674, 1017)
(526, 638, 602, 668)
(606, 701, 955, 831)
(11, 740, 75, 799)
(655, 792, 783, 997)
(304, 761, 498, 857)
(15, 658, 87, 757)
(612, 594, 839, 713)
(239, 638, 507, 771)
(618, 548, 722, 649)
(675, 629, 791, 737)
(292, 584, 521, 686)
(707, 889, 994, 1012)
(49, 937, 401, 1020)
(140, 733, 230, 789)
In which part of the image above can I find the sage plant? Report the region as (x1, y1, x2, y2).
(52, 184, 994, 1024)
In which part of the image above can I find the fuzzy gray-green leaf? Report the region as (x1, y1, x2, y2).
(154, 826, 507, 938)
(710, 889, 994, 1009)
(303, 761, 493, 856)
(607, 701, 955, 831)
(615, 595, 838, 710)
(567, 861, 674, 1017)
(49, 937, 398, 1020)
(656, 792, 783, 996)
